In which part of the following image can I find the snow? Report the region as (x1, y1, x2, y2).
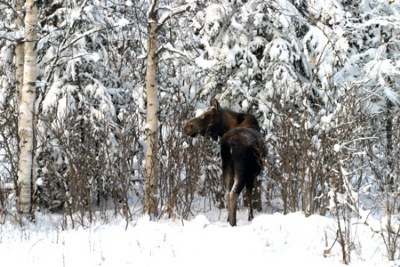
(42, 80, 62, 111)
(195, 55, 218, 69)
(117, 18, 129, 27)
(333, 143, 341, 152)
(0, 211, 396, 267)
(70, 9, 81, 26)
(194, 107, 208, 117)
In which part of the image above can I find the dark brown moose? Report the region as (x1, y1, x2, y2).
(183, 99, 265, 226)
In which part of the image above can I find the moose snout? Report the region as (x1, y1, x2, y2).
(183, 122, 197, 137)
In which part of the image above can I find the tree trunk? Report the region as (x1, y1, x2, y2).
(15, 0, 24, 106)
(386, 99, 394, 191)
(17, 0, 37, 217)
(143, 0, 159, 217)
(14, 0, 24, 194)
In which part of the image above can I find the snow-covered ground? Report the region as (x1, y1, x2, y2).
(0, 210, 397, 267)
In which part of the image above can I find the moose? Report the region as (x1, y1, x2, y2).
(183, 99, 266, 226)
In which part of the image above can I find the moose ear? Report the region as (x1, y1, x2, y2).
(210, 98, 221, 111)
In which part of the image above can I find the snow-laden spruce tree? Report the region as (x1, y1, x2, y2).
(332, 0, 400, 260)
(0, 0, 21, 216)
(339, 0, 400, 192)
(33, 0, 148, 220)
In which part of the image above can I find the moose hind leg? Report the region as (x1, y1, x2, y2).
(245, 174, 257, 221)
(228, 172, 246, 227)
(222, 160, 233, 209)
(245, 188, 253, 221)
(225, 172, 236, 225)
(228, 190, 238, 226)
(221, 143, 235, 224)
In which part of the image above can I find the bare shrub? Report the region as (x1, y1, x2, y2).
(0, 89, 18, 223)
(364, 101, 400, 260)
(157, 96, 222, 219)
(35, 103, 144, 227)
(264, 83, 371, 263)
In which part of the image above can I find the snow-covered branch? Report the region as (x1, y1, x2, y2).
(157, 42, 188, 58)
(158, 4, 192, 28)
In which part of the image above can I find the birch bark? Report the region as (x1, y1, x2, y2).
(143, 0, 159, 217)
(17, 0, 37, 217)
(15, 0, 24, 107)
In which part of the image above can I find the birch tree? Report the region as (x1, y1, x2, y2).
(15, 0, 24, 106)
(17, 0, 37, 217)
(143, 0, 195, 217)
(143, 0, 159, 217)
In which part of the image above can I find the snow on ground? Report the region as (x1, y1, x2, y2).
(0, 210, 397, 267)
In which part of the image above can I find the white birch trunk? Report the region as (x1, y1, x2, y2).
(143, 0, 159, 217)
(17, 0, 37, 216)
(15, 0, 24, 107)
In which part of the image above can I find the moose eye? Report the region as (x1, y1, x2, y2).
(205, 114, 212, 119)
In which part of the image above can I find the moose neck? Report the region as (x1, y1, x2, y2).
(217, 110, 240, 136)
(216, 108, 261, 137)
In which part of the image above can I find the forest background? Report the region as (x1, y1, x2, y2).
(0, 0, 400, 260)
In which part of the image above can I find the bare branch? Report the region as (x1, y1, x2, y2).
(0, 0, 18, 16)
(147, 0, 158, 19)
